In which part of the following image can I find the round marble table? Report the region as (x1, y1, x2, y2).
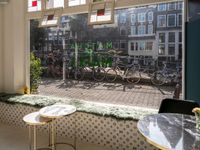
(39, 104, 77, 150)
(137, 113, 200, 150)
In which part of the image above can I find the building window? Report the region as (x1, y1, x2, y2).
(46, 0, 64, 9)
(158, 3, 166, 11)
(68, 0, 86, 7)
(120, 40, 126, 49)
(131, 26, 136, 35)
(177, 13, 182, 26)
(168, 32, 175, 43)
(168, 2, 176, 11)
(131, 14, 136, 24)
(138, 25, 146, 35)
(159, 33, 165, 43)
(120, 27, 126, 36)
(158, 45, 165, 55)
(138, 13, 146, 22)
(179, 32, 182, 43)
(177, 2, 183, 10)
(168, 44, 175, 55)
(148, 25, 153, 34)
(167, 14, 176, 27)
(148, 12, 153, 22)
(130, 42, 135, 51)
(120, 13, 126, 24)
(146, 42, 153, 51)
(138, 41, 145, 50)
(157, 15, 166, 27)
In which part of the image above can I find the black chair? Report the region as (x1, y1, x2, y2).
(158, 98, 200, 116)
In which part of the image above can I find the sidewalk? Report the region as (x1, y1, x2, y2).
(38, 78, 176, 109)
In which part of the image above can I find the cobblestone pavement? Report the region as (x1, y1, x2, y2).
(38, 78, 176, 109)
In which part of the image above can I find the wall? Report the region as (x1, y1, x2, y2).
(0, 6, 3, 91)
(0, 0, 26, 93)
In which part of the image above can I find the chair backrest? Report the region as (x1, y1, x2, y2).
(158, 98, 200, 116)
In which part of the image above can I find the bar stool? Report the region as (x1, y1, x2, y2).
(39, 104, 76, 150)
(23, 112, 53, 150)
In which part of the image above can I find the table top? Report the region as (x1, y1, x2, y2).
(39, 104, 76, 119)
(137, 113, 200, 150)
(23, 112, 52, 125)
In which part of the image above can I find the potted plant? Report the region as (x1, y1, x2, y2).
(192, 107, 200, 130)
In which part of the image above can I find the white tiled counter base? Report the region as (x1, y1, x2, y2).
(0, 102, 158, 150)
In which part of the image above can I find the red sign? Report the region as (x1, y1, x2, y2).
(97, 9, 105, 16)
(32, 1, 37, 7)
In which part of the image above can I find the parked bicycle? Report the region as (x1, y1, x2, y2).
(105, 58, 141, 84)
(150, 62, 181, 86)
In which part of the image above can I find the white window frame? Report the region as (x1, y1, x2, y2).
(158, 3, 166, 11)
(46, 0, 64, 9)
(168, 2, 176, 11)
(138, 25, 146, 35)
(177, 13, 182, 26)
(131, 14, 136, 24)
(131, 25, 136, 35)
(177, 1, 183, 10)
(157, 15, 166, 27)
(147, 25, 153, 34)
(28, 0, 42, 12)
(138, 13, 146, 23)
(68, 0, 86, 7)
(167, 14, 176, 27)
(120, 13, 126, 24)
(148, 11, 153, 22)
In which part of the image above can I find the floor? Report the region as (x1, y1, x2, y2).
(38, 78, 176, 109)
(0, 123, 113, 150)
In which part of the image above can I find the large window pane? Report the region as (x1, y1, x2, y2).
(168, 32, 175, 43)
(157, 15, 166, 27)
(168, 14, 176, 27)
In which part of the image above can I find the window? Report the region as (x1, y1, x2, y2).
(177, 2, 183, 10)
(138, 25, 146, 35)
(28, 0, 41, 12)
(130, 42, 135, 51)
(138, 13, 146, 22)
(157, 15, 166, 27)
(177, 13, 182, 26)
(88, 0, 115, 25)
(167, 14, 176, 27)
(120, 13, 126, 24)
(68, 0, 86, 7)
(131, 14, 136, 24)
(138, 41, 145, 50)
(168, 44, 175, 55)
(159, 33, 165, 43)
(158, 4, 166, 11)
(131, 26, 136, 35)
(146, 42, 153, 50)
(120, 27, 126, 36)
(179, 32, 182, 43)
(148, 25, 153, 34)
(148, 12, 153, 22)
(158, 45, 165, 55)
(168, 2, 176, 11)
(168, 32, 175, 43)
(39, 8, 62, 27)
(46, 0, 64, 9)
(120, 40, 126, 49)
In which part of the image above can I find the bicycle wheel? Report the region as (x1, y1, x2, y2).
(151, 71, 166, 86)
(93, 67, 106, 82)
(74, 68, 84, 80)
(126, 68, 141, 84)
(106, 68, 117, 82)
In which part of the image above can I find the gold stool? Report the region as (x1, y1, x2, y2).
(23, 112, 53, 150)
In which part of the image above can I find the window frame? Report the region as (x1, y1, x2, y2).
(148, 11, 153, 22)
(168, 2, 176, 11)
(167, 14, 176, 27)
(138, 13, 146, 23)
(158, 3, 166, 11)
(157, 15, 166, 28)
(138, 25, 146, 35)
(177, 13, 182, 26)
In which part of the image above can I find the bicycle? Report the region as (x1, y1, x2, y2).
(150, 62, 181, 86)
(106, 58, 141, 84)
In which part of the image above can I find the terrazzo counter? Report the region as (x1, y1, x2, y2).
(138, 113, 200, 150)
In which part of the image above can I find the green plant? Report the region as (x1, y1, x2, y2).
(30, 52, 42, 93)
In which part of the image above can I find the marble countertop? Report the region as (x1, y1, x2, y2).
(137, 113, 200, 150)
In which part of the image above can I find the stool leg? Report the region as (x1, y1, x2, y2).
(48, 123, 51, 147)
(29, 126, 32, 150)
(33, 125, 37, 150)
(51, 121, 55, 150)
